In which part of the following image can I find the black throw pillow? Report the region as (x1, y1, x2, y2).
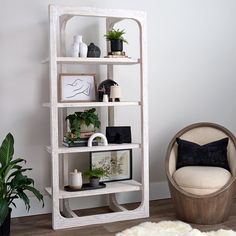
(176, 137, 230, 170)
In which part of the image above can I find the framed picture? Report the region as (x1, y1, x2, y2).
(60, 74, 96, 102)
(90, 149, 132, 182)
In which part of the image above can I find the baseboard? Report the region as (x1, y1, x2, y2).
(11, 181, 170, 218)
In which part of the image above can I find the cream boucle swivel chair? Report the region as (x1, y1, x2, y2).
(165, 122, 236, 224)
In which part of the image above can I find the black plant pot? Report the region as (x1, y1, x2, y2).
(90, 177, 100, 187)
(0, 208, 11, 236)
(110, 39, 123, 52)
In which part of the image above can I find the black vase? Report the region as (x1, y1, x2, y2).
(0, 208, 11, 236)
(98, 79, 118, 102)
(87, 43, 101, 57)
(110, 39, 123, 52)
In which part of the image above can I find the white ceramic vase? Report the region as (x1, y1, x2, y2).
(70, 35, 80, 57)
(78, 35, 88, 58)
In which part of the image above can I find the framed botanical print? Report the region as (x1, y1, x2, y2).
(90, 149, 132, 182)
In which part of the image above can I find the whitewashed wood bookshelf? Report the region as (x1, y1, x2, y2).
(45, 5, 149, 230)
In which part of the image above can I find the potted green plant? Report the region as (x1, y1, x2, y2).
(65, 108, 101, 143)
(0, 133, 44, 236)
(104, 28, 128, 52)
(84, 168, 108, 187)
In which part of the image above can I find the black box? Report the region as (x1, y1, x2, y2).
(106, 126, 131, 144)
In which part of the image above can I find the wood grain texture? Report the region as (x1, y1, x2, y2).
(168, 180, 235, 224)
(10, 199, 236, 236)
(47, 4, 149, 229)
(165, 122, 236, 224)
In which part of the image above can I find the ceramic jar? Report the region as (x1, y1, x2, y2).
(69, 169, 82, 189)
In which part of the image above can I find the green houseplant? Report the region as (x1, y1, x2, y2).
(65, 108, 101, 143)
(84, 168, 108, 187)
(104, 28, 128, 52)
(0, 133, 44, 236)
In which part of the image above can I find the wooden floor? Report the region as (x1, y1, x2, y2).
(11, 199, 236, 236)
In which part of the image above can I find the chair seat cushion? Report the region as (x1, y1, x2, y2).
(173, 166, 231, 195)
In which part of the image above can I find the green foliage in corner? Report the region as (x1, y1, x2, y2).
(0, 133, 44, 225)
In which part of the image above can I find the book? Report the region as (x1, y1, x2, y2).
(80, 131, 94, 139)
(62, 140, 98, 147)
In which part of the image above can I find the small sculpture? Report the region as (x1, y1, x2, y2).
(88, 133, 108, 147)
(70, 35, 88, 58)
(87, 43, 101, 57)
(97, 79, 118, 102)
(70, 35, 80, 57)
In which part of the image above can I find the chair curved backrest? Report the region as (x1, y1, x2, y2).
(165, 122, 236, 224)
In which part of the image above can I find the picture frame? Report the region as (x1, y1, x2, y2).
(90, 149, 132, 182)
(59, 73, 96, 102)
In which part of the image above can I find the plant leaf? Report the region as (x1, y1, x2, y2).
(25, 186, 44, 207)
(0, 133, 14, 167)
(17, 190, 30, 211)
(6, 168, 32, 182)
(0, 198, 9, 225)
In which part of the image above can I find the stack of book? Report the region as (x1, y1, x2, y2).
(62, 132, 98, 147)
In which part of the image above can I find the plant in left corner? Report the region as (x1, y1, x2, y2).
(0, 133, 44, 227)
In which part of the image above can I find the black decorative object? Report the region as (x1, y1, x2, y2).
(0, 208, 11, 236)
(106, 126, 131, 144)
(110, 39, 123, 52)
(64, 183, 106, 191)
(87, 43, 101, 57)
(176, 137, 230, 170)
(98, 79, 118, 102)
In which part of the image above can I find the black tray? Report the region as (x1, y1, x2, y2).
(64, 183, 106, 192)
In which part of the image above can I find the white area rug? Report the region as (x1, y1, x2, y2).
(116, 221, 236, 236)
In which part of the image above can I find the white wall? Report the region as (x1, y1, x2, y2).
(1, 0, 236, 217)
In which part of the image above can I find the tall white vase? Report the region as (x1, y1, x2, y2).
(70, 35, 80, 57)
(78, 35, 88, 58)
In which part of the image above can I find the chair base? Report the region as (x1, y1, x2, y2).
(168, 181, 235, 225)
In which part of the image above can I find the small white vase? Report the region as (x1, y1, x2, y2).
(78, 35, 88, 58)
(69, 169, 82, 189)
(70, 35, 80, 57)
